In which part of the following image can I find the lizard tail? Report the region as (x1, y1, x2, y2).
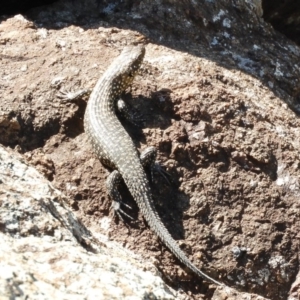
(124, 172, 222, 286)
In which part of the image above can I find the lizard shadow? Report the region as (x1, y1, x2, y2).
(117, 91, 221, 284)
(115, 90, 188, 231)
(120, 89, 174, 138)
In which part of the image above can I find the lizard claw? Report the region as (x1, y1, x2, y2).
(57, 89, 91, 102)
(152, 161, 172, 185)
(111, 200, 134, 221)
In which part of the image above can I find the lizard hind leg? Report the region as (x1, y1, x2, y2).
(140, 146, 170, 184)
(106, 170, 134, 221)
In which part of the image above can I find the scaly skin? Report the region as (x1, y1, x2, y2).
(84, 45, 222, 286)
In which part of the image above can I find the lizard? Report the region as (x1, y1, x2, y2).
(76, 44, 222, 286)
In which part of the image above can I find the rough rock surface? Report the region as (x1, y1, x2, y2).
(1, 1, 300, 299)
(1, 0, 300, 48)
(0, 145, 177, 299)
(0, 145, 268, 300)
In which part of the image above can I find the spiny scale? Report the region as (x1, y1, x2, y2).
(84, 45, 222, 286)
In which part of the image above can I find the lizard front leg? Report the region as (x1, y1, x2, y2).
(140, 146, 170, 184)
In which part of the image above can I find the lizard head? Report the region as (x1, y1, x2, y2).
(109, 45, 145, 97)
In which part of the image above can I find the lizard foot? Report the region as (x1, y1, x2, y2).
(57, 88, 91, 102)
(107, 170, 134, 221)
(140, 146, 171, 185)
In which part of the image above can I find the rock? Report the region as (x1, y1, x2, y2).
(1, 1, 300, 299)
(0, 146, 177, 300)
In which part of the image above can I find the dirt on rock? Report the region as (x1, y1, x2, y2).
(1, 2, 300, 299)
